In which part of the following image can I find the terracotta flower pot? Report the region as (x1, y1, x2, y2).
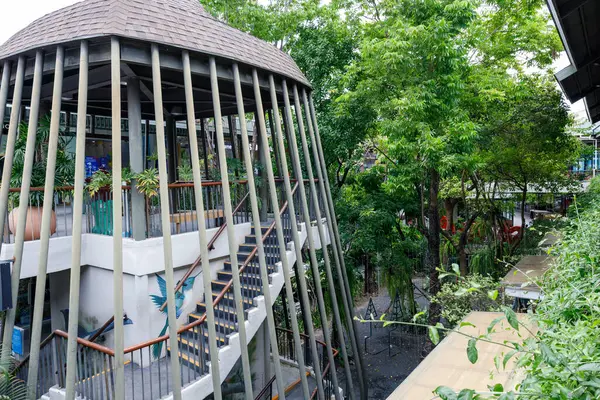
(8, 206, 57, 241)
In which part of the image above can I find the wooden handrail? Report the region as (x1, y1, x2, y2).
(30, 181, 301, 360)
(88, 316, 116, 343)
(158, 190, 251, 312)
(4, 180, 255, 193)
(53, 330, 116, 356)
(4, 179, 321, 193)
(14, 331, 57, 370)
(123, 182, 299, 354)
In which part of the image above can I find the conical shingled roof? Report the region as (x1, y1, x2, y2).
(0, 0, 308, 85)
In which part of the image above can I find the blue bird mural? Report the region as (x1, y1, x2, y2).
(150, 272, 200, 359)
(60, 309, 134, 339)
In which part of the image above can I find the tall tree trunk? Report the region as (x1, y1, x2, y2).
(427, 169, 441, 325)
(442, 199, 455, 267)
(444, 199, 455, 232)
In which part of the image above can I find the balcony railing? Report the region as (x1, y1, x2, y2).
(1, 179, 321, 244)
(1, 181, 254, 243)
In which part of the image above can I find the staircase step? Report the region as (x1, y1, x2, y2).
(197, 295, 255, 315)
(188, 313, 237, 332)
(236, 251, 254, 263)
(211, 279, 263, 295)
(223, 261, 276, 276)
(166, 347, 206, 371)
(239, 243, 257, 253)
(180, 322, 229, 345)
(251, 225, 271, 235)
(177, 337, 211, 356)
(245, 235, 257, 244)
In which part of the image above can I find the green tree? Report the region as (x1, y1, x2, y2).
(338, 0, 479, 323)
(479, 75, 579, 247)
(336, 0, 566, 323)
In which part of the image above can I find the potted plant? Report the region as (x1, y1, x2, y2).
(86, 167, 137, 235)
(6, 115, 75, 241)
(134, 168, 159, 235)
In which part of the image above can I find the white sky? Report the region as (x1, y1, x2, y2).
(0, 0, 81, 43)
(0, 0, 588, 122)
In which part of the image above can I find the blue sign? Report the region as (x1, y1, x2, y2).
(12, 327, 24, 356)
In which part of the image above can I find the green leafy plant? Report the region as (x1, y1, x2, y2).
(431, 267, 502, 327)
(0, 344, 29, 400)
(86, 167, 135, 196)
(177, 163, 194, 183)
(6, 115, 75, 206)
(86, 170, 112, 196)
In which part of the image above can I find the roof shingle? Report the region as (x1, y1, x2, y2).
(0, 0, 308, 85)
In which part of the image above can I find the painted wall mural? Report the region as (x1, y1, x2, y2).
(150, 272, 200, 359)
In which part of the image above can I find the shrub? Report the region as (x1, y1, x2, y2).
(431, 272, 501, 327)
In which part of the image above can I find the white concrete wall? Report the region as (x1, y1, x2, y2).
(2, 222, 251, 278)
(39, 223, 250, 367)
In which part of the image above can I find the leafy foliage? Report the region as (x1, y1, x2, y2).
(6, 115, 75, 205)
(432, 271, 502, 327)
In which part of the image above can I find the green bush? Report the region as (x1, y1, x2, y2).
(515, 195, 600, 398)
(431, 272, 501, 327)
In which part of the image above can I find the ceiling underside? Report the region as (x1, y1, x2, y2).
(1, 39, 298, 120)
(550, 0, 600, 123)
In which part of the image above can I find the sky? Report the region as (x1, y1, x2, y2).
(0, 0, 588, 122)
(0, 0, 81, 43)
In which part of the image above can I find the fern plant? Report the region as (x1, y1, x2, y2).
(0, 345, 29, 400)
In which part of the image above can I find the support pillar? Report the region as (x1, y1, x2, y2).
(127, 77, 146, 240)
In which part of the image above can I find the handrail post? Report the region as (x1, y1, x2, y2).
(237, 65, 287, 399)
(297, 86, 356, 399)
(65, 41, 89, 400)
(270, 75, 326, 400)
(151, 43, 183, 400)
(283, 80, 341, 400)
(0, 55, 26, 362)
(309, 94, 368, 399)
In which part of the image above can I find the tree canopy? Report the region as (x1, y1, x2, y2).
(199, 0, 582, 324)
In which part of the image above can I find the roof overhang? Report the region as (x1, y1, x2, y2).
(548, 0, 600, 122)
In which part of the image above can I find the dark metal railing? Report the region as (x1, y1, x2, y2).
(15, 330, 117, 399)
(2, 181, 251, 243)
(2, 186, 134, 243)
(256, 327, 339, 400)
(147, 181, 250, 237)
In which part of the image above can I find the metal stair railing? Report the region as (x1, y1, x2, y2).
(255, 327, 339, 400)
(17, 182, 252, 399)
